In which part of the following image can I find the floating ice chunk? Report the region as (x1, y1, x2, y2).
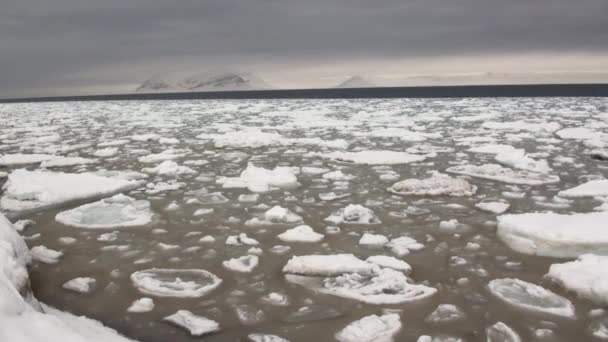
(0, 171, 6, 178)
(386, 236, 424, 256)
(195, 192, 229, 205)
(278, 225, 324, 243)
(40, 157, 98, 168)
(546, 254, 608, 305)
(335, 313, 402, 342)
(487, 278, 575, 319)
(93, 147, 118, 158)
(482, 121, 560, 133)
(247, 333, 290, 342)
(425, 304, 467, 323)
(98, 231, 119, 242)
(446, 164, 560, 185)
(13, 219, 35, 232)
(1, 169, 143, 214)
(239, 194, 259, 203)
(366, 255, 412, 274)
(286, 267, 436, 305)
(138, 149, 188, 163)
(55, 194, 153, 229)
(468, 144, 517, 155)
(323, 170, 355, 181)
(388, 173, 476, 197)
(163, 310, 220, 336)
(325, 205, 381, 225)
(226, 233, 259, 245)
(283, 254, 375, 276)
(223, 255, 259, 273)
(217, 163, 299, 193)
(131, 133, 161, 142)
(127, 298, 154, 313)
(417, 335, 464, 342)
(359, 233, 388, 248)
(476, 202, 510, 214)
(558, 179, 608, 198)
(142, 160, 196, 176)
(30, 245, 63, 264)
(320, 150, 426, 165)
(260, 292, 290, 306)
(486, 322, 521, 342)
(302, 166, 330, 175)
(246, 206, 303, 226)
(193, 208, 214, 216)
(62, 277, 96, 294)
(198, 129, 347, 149)
(588, 317, 608, 340)
(159, 137, 179, 145)
(494, 149, 552, 174)
(556, 127, 603, 140)
(497, 212, 608, 257)
(130, 268, 222, 297)
(0, 153, 55, 166)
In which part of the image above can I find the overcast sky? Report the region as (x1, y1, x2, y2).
(2, 0, 608, 97)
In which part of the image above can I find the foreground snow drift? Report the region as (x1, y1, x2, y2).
(497, 212, 608, 257)
(0, 214, 135, 342)
(1, 169, 143, 215)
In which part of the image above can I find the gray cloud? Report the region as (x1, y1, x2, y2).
(2, 0, 608, 97)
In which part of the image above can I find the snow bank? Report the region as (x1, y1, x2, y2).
(388, 173, 476, 197)
(546, 254, 608, 305)
(1, 169, 143, 215)
(0, 213, 135, 342)
(497, 212, 608, 257)
(55, 194, 153, 229)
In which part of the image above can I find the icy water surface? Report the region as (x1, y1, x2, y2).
(1, 98, 608, 341)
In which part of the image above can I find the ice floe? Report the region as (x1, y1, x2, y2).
(325, 204, 381, 225)
(475, 201, 510, 214)
(142, 160, 196, 176)
(62, 277, 96, 294)
(319, 150, 426, 165)
(223, 255, 259, 273)
(127, 297, 154, 313)
(246, 206, 303, 226)
(494, 149, 552, 174)
(163, 310, 220, 336)
(0, 153, 55, 165)
(487, 278, 576, 319)
(277, 225, 324, 243)
(546, 254, 608, 305)
(40, 156, 98, 168)
(1, 169, 143, 215)
(446, 164, 560, 185)
(558, 179, 608, 198)
(497, 212, 608, 257)
(30, 245, 63, 264)
(335, 313, 402, 342)
(217, 163, 299, 193)
(131, 268, 222, 297)
(486, 322, 521, 342)
(55, 194, 153, 229)
(388, 173, 476, 197)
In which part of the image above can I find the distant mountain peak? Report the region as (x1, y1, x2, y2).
(136, 70, 270, 93)
(335, 75, 374, 88)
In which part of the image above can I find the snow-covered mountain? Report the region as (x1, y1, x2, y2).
(335, 75, 374, 88)
(136, 71, 271, 93)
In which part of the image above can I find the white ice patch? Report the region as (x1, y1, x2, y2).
(446, 164, 560, 185)
(388, 173, 476, 197)
(40, 157, 98, 168)
(359, 233, 389, 248)
(425, 304, 467, 323)
(62, 277, 96, 294)
(217, 163, 299, 193)
(318, 150, 426, 165)
(30, 245, 63, 264)
(558, 179, 608, 198)
(0, 153, 55, 166)
(487, 278, 575, 319)
(163, 310, 220, 336)
(142, 160, 196, 176)
(277, 225, 324, 243)
(325, 204, 381, 225)
(283, 254, 375, 276)
(386, 236, 425, 256)
(475, 202, 510, 214)
(556, 127, 603, 140)
(127, 297, 154, 313)
(486, 322, 522, 342)
(55, 194, 153, 229)
(366, 255, 412, 274)
(1, 169, 143, 214)
(468, 144, 517, 155)
(93, 147, 118, 158)
(198, 129, 348, 149)
(245, 206, 303, 226)
(335, 313, 402, 342)
(138, 149, 188, 163)
(223, 255, 259, 273)
(494, 149, 552, 174)
(248, 333, 290, 342)
(546, 254, 608, 306)
(497, 212, 608, 257)
(130, 268, 222, 297)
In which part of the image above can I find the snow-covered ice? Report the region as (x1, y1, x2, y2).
(325, 204, 381, 225)
(546, 254, 608, 305)
(335, 313, 402, 342)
